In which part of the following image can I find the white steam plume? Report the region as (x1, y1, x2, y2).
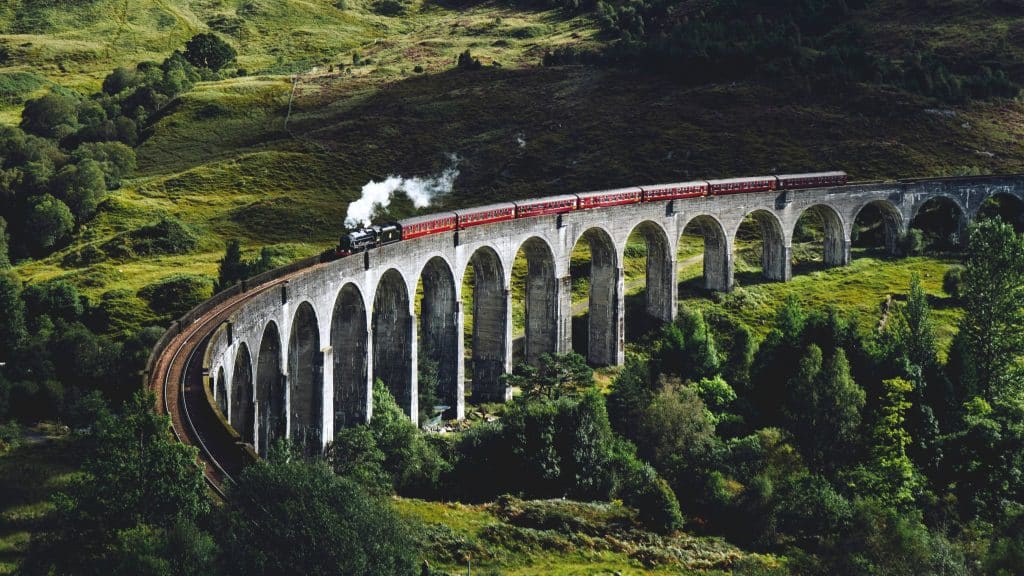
(344, 154, 461, 228)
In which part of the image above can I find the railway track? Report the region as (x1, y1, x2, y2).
(147, 263, 323, 496)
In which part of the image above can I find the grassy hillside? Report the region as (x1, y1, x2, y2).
(4, 0, 1020, 330)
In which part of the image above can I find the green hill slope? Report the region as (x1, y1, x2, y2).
(4, 0, 1023, 332)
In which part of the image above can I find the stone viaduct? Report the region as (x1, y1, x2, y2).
(198, 175, 1023, 456)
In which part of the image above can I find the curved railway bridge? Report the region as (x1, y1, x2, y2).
(146, 174, 1024, 491)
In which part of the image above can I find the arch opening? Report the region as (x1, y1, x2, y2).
(255, 322, 284, 457)
(463, 247, 509, 402)
(733, 209, 787, 285)
(332, 283, 368, 431)
(852, 200, 903, 256)
(416, 257, 459, 422)
(230, 343, 254, 445)
(910, 196, 966, 252)
(511, 237, 558, 366)
(373, 269, 414, 418)
(623, 222, 673, 340)
(792, 204, 847, 274)
(288, 302, 322, 454)
(570, 227, 621, 366)
(215, 367, 228, 417)
(679, 215, 731, 293)
(977, 192, 1024, 233)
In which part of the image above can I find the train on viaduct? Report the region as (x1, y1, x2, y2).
(145, 173, 1024, 490)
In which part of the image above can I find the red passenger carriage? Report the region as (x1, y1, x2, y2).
(707, 176, 777, 195)
(640, 181, 708, 201)
(455, 203, 516, 229)
(514, 194, 579, 218)
(398, 213, 457, 240)
(576, 187, 643, 209)
(775, 171, 848, 190)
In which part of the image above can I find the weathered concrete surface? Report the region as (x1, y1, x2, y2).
(203, 175, 1024, 451)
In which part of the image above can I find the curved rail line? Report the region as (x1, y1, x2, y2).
(148, 263, 324, 494)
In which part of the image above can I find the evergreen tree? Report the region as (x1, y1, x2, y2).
(216, 239, 248, 291)
(0, 272, 25, 357)
(784, 345, 865, 471)
(0, 216, 8, 268)
(865, 377, 919, 509)
(955, 219, 1024, 398)
(652, 308, 720, 383)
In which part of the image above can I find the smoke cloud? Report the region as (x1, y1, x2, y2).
(344, 154, 461, 228)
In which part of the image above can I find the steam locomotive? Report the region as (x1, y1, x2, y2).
(324, 171, 847, 260)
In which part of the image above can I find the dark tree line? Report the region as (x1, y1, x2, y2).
(539, 0, 1019, 103)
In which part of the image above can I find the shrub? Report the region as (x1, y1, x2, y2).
(943, 265, 964, 300)
(901, 228, 925, 256)
(20, 91, 79, 138)
(372, 0, 407, 15)
(613, 448, 684, 533)
(183, 33, 237, 71)
(326, 426, 392, 494)
(0, 71, 46, 104)
(103, 217, 199, 259)
(25, 194, 74, 255)
(368, 380, 448, 495)
(137, 274, 213, 318)
(456, 50, 482, 70)
(218, 453, 419, 576)
(22, 280, 83, 323)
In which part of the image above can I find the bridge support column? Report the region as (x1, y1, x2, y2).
(588, 266, 625, 367)
(321, 346, 333, 450)
(556, 275, 573, 355)
(454, 303, 465, 421)
(409, 315, 419, 426)
(763, 244, 792, 282)
(647, 252, 677, 324)
(824, 235, 851, 267)
(365, 328, 374, 423)
(470, 289, 512, 404)
(705, 238, 734, 292)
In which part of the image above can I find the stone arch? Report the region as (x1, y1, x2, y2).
(417, 256, 459, 419)
(852, 200, 904, 255)
(215, 366, 228, 416)
(465, 246, 509, 402)
(255, 321, 284, 457)
(910, 195, 967, 249)
(331, 283, 368, 431)
(734, 209, 788, 282)
(514, 236, 558, 365)
(287, 301, 322, 454)
(571, 226, 621, 366)
(231, 343, 254, 445)
(680, 214, 731, 292)
(373, 269, 414, 418)
(794, 204, 848, 269)
(977, 191, 1024, 232)
(625, 220, 674, 324)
